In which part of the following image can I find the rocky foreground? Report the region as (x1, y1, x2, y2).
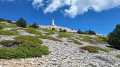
(0, 28, 120, 67)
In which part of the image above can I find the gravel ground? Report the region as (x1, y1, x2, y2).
(0, 28, 120, 67)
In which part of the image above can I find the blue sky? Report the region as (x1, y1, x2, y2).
(0, 0, 120, 35)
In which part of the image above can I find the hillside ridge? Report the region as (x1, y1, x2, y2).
(0, 21, 119, 67)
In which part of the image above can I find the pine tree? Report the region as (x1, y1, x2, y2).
(77, 29, 83, 34)
(16, 18, 27, 28)
(59, 28, 62, 32)
(108, 24, 120, 48)
(32, 22, 38, 28)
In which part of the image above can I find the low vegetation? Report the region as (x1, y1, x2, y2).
(48, 36, 63, 42)
(0, 36, 50, 59)
(26, 28, 42, 36)
(40, 29, 55, 34)
(79, 50, 84, 53)
(39, 35, 49, 39)
(26, 28, 62, 42)
(44, 33, 51, 36)
(80, 46, 109, 53)
(39, 35, 63, 42)
(0, 26, 3, 30)
(0, 30, 18, 35)
(116, 55, 120, 58)
(0, 23, 18, 28)
(8, 23, 18, 28)
(67, 38, 83, 45)
(73, 40, 83, 45)
(76, 35, 108, 44)
(58, 32, 72, 38)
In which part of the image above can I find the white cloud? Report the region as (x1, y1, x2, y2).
(2, 0, 120, 18)
(32, 0, 120, 18)
(44, 0, 71, 13)
(32, 0, 44, 9)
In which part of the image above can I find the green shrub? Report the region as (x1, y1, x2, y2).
(62, 29, 67, 32)
(52, 28, 55, 31)
(6, 20, 12, 23)
(0, 36, 50, 59)
(79, 50, 84, 53)
(29, 22, 39, 28)
(59, 28, 62, 32)
(108, 24, 120, 49)
(16, 18, 27, 28)
(32, 22, 39, 28)
(0, 30, 18, 35)
(88, 30, 96, 35)
(80, 46, 109, 53)
(0, 26, 3, 30)
(77, 29, 84, 34)
(77, 29, 96, 35)
(0, 18, 5, 22)
(59, 28, 67, 32)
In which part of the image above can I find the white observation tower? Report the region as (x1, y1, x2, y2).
(52, 17, 54, 26)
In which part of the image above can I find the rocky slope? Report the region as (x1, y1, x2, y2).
(0, 22, 120, 67)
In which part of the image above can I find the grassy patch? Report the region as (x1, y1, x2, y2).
(0, 23, 8, 28)
(80, 36, 92, 42)
(39, 35, 49, 39)
(8, 23, 18, 28)
(67, 41, 73, 43)
(73, 40, 83, 45)
(116, 55, 120, 58)
(48, 36, 63, 42)
(95, 35, 108, 44)
(80, 46, 109, 53)
(0, 35, 50, 59)
(39, 29, 55, 34)
(67, 39, 83, 45)
(26, 28, 42, 36)
(58, 32, 71, 38)
(75, 37, 80, 39)
(39, 35, 63, 42)
(77, 35, 108, 44)
(79, 50, 84, 53)
(0, 23, 18, 28)
(0, 30, 18, 35)
(44, 33, 51, 36)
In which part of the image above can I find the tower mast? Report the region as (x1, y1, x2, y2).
(52, 17, 54, 26)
